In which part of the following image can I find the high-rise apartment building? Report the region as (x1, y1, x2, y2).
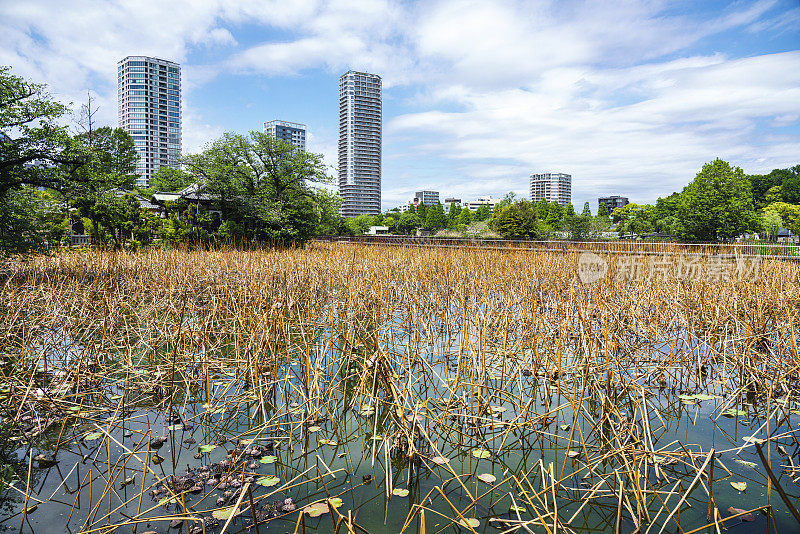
(263, 120, 306, 151)
(338, 71, 382, 217)
(530, 172, 571, 206)
(414, 190, 440, 205)
(117, 56, 181, 187)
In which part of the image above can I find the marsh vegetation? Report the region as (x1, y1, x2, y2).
(1, 244, 799, 533)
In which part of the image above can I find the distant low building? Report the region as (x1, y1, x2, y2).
(777, 228, 799, 244)
(110, 188, 160, 213)
(263, 120, 306, 151)
(599, 195, 629, 213)
(463, 196, 497, 212)
(365, 225, 389, 235)
(414, 190, 440, 205)
(151, 183, 219, 217)
(443, 197, 461, 211)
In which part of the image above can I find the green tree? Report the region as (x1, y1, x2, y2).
(397, 211, 421, 234)
(612, 204, 654, 237)
(781, 165, 800, 204)
(749, 166, 799, 206)
(494, 192, 517, 212)
(545, 202, 564, 229)
(652, 193, 680, 235)
(457, 207, 473, 226)
(597, 202, 609, 219)
(184, 131, 331, 245)
(493, 205, 524, 238)
(763, 202, 800, 235)
(761, 210, 783, 241)
(447, 202, 462, 228)
(676, 159, 758, 241)
(0, 67, 87, 252)
(474, 204, 492, 221)
(416, 202, 427, 222)
(425, 202, 447, 230)
(563, 203, 591, 240)
(314, 189, 346, 235)
(347, 214, 374, 235)
(148, 167, 195, 192)
(69, 127, 140, 245)
(764, 185, 783, 204)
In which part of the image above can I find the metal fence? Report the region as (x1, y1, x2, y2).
(319, 235, 800, 259)
(70, 234, 91, 247)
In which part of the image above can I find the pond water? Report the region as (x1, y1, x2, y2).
(1, 327, 799, 534)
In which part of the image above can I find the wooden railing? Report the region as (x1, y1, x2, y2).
(318, 235, 800, 259)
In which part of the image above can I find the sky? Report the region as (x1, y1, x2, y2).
(2, 0, 799, 212)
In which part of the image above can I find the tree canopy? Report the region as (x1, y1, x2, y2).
(183, 131, 332, 245)
(676, 159, 758, 241)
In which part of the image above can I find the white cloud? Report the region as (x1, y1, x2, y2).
(181, 109, 225, 154)
(2, 0, 798, 210)
(389, 50, 800, 205)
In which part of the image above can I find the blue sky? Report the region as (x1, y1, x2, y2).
(2, 0, 799, 212)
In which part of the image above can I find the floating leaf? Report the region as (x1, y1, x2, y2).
(198, 444, 217, 453)
(566, 450, 580, 458)
(560, 424, 570, 431)
(369, 434, 383, 441)
(308, 426, 321, 432)
(167, 424, 182, 431)
(120, 476, 135, 488)
(489, 406, 506, 414)
(260, 455, 277, 464)
(681, 399, 696, 405)
(735, 459, 757, 469)
(509, 505, 527, 513)
(742, 436, 765, 445)
(678, 394, 695, 400)
(212, 506, 240, 520)
(432, 456, 450, 465)
(319, 439, 337, 446)
(392, 488, 409, 497)
(458, 518, 480, 528)
(477, 473, 496, 484)
(730, 481, 747, 492)
(723, 408, 746, 418)
(84, 432, 103, 441)
(472, 449, 491, 459)
(693, 394, 716, 401)
(728, 506, 755, 521)
(24, 504, 37, 514)
(329, 497, 343, 508)
(256, 475, 280, 487)
(158, 495, 178, 506)
(305, 502, 329, 517)
(151, 454, 164, 465)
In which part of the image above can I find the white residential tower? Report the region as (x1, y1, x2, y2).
(117, 56, 181, 187)
(338, 71, 382, 217)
